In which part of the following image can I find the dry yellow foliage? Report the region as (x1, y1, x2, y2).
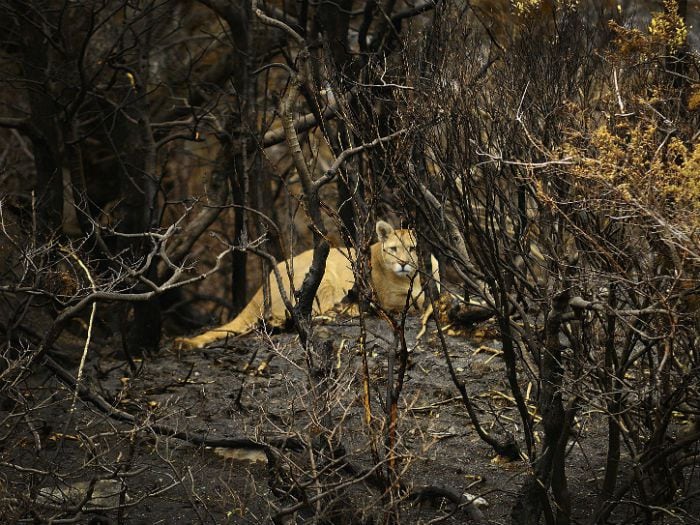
(569, 123, 700, 227)
(560, 0, 697, 229)
(647, 0, 688, 52)
(688, 87, 700, 111)
(609, 0, 688, 60)
(510, 0, 544, 17)
(510, 0, 579, 19)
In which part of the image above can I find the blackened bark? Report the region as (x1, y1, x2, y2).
(198, 0, 252, 317)
(429, 285, 521, 460)
(512, 288, 572, 525)
(315, 0, 359, 243)
(601, 283, 620, 501)
(412, 142, 440, 300)
(337, 173, 358, 242)
(293, 237, 330, 344)
(230, 158, 248, 315)
(111, 15, 161, 356)
(30, 136, 63, 236)
(499, 309, 534, 456)
(315, 0, 353, 76)
(64, 140, 92, 238)
(18, 10, 64, 236)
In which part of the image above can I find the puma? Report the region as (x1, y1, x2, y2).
(176, 221, 437, 349)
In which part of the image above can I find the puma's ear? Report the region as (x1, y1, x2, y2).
(376, 220, 394, 242)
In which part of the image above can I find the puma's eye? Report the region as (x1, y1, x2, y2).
(388, 246, 397, 252)
(409, 246, 416, 252)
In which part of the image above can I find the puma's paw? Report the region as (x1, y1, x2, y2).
(173, 336, 205, 350)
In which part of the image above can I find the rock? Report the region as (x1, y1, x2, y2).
(37, 479, 126, 509)
(213, 447, 268, 464)
(463, 491, 489, 509)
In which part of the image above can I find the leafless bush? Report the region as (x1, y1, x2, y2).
(387, 3, 700, 524)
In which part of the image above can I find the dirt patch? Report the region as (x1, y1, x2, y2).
(1, 314, 696, 524)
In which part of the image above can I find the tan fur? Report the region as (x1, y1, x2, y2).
(176, 221, 437, 349)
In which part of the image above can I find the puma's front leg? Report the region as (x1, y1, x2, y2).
(174, 330, 227, 350)
(174, 314, 257, 350)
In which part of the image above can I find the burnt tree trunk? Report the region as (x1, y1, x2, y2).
(17, 4, 64, 237)
(512, 286, 573, 525)
(199, 0, 253, 318)
(315, 0, 359, 243)
(230, 155, 249, 316)
(111, 15, 161, 356)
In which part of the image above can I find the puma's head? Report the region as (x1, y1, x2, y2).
(375, 220, 418, 279)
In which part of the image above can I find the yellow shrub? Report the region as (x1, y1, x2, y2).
(570, 123, 700, 227)
(647, 0, 688, 53)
